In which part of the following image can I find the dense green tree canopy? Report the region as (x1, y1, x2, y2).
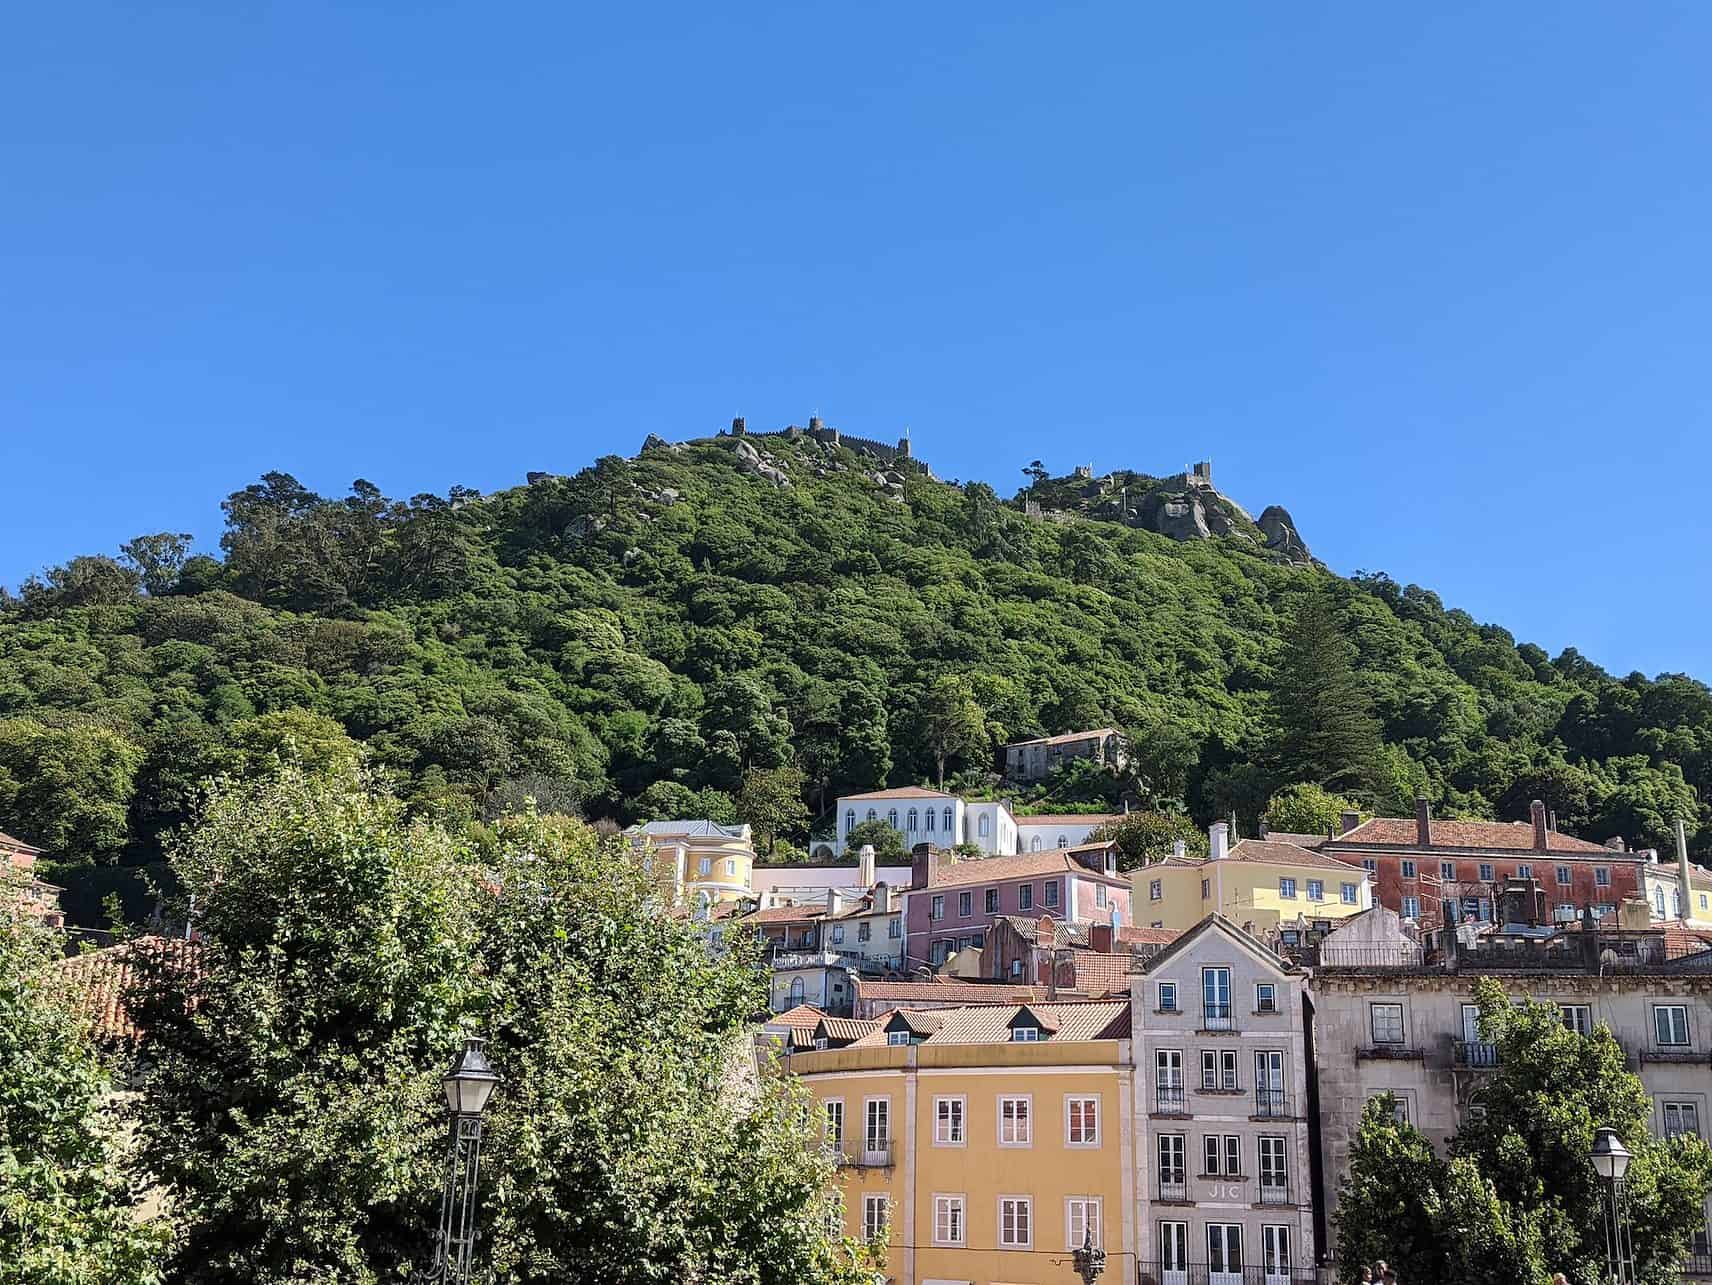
(2, 437, 1709, 921)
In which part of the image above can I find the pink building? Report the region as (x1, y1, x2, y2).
(902, 841, 1133, 969)
(3, 828, 64, 929)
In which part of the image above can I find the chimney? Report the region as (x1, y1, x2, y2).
(1340, 810, 1361, 836)
(1604, 837, 1626, 853)
(1089, 922, 1115, 952)
(911, 848, 933, 890)
(874, 880, 889, 912)
(1530, 800, 1549, 852)
(1677, 819, 1693, 919)
(1209, 822, 1229, 862)
(858, 843, 876, 888)
(1259, 819, 1270, 839)
(1415, 795, 1431, 847)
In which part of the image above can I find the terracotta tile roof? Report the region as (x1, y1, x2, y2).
(872, 1000, 1129, 1045)
(1333, 817, 1615, 854)
(58, 936, 199, 1042)
(1067, 952, 1135, 996)
(1227, 838, 1368, 873)
(1586, 917, 1712, 959)
(733, 904, 826, 925)
(1006, 729, 1117, 749)
(993, 915, 1178, 950)
(1122, 925, 1183, 946)
(887, 1008, 944, 1034)
(768, 1004, 828, 1030)
(0, 828, 44, 856)
(919, 845, 1126, 889)
(814, 1017, 880, 1045)
(842, 786, 955, 801)
(1263, 831, 1329, 850)
(1012, 814, 1124, 828)
(854, 978, 1047, 1004)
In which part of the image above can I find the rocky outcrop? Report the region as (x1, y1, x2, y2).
(1258, 505, 1311, 564)
(730, 436, 790, 489)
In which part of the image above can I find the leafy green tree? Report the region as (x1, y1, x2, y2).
(0, 904, 165, 1284)
(132, 766, 480, 1284)
(842, 817, 908, 862)
(1270, 592, 1385, 800)
(1264, 782, 1357, 837)
(225, 708, 363, 778)
(1087, 811, 1206, 872)
(120, 533, 196, 597)
(1120, 715, 1200, 807)
(0, 720, 145, 860)
(914, 676, 987, 790)
(633, 780, 738, 825)
(736, 764, 811, 856)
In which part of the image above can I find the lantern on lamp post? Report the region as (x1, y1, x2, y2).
(425, 1037, 501, 1285)
(1591, 1127, 1634, 1285)
(1071, 1226, 1106, 1285)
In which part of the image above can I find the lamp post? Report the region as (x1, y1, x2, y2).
(1592, 1127, 1634, 1285)
(426, 1037, 501, 1285)
(1070, 1226, 1106, 1285)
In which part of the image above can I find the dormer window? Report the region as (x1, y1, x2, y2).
(1011, 1026, 1041, 1042)
(886, 1031, 910, 1047)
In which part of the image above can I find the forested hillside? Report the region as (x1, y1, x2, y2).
(2, 428, 1707, 920)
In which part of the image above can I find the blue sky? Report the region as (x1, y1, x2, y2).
(4, 3, 1710, 677)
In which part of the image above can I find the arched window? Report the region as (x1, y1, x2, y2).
(943, 806, 954, 832)
(925, 809, 936, 833)
(1029, 836, 1042, 852)
(866, 809, 877, 822)
(1656, 887, 1668, 917)
(888, 809, 899, 830)
(907, 808, 919, 832)
(1057, 834, 1068, 849)
(845, 810, 855, 833)
(788, 977, 805, 1005)
(978, 814, 990, 838)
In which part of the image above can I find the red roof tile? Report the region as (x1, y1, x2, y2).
(1012, 814, 1124, 828)
(855, 978, 1047, 1004)
(1226, 839, 1368, 873)
(1333, 817, 1615, 854)
(58, 936, 200, 1042)
(769, 1004, 828, 1030)
(1007, 729, 1117, 749)
(920, 845, 1126, 889)
(842, 786, 955, 801)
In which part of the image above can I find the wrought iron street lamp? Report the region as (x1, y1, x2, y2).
(1592, 1127, 1634, 1285)
(1070, 1226, 1106, 1285)
(426, 1037, 501, 1285)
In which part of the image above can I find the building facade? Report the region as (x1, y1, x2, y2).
(1134, 918, 1318, 1283)
(904, 844, 1134, 970)
(1322, 798, 1642, 929)
(1004, 728, 1123, 782)
(3, 827, 64, 928)
(626, 819, 756, 908)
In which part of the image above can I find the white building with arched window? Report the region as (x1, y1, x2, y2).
(833, 789, 1127, 861)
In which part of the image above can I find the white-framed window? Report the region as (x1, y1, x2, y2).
(985, 888, 999, 913)
(932, 1194, 965, 1246)
(942, 805, 954, 831)
(1158, 1133, 1187, 1184)
(1095, 883, 1108, 908)
(1361, 858, 1377, 873)
(888, 917, 901, 938)
(1596, 867, 1611, 887)
(1201, 1048, 1238, 1090)
(1158, 981, 1178, 1012)
(934, 1096, 966, 1146)
(999, 1196, 1031, 1248)
(1441, 861, 1457, 880)
(823, 1099, 845, 1151)
(924, 807, 935, 832)
(866, 808, 876, 822)
(886, 1029, 909, 1047)
(1159, 1220, 1188, 1272)
(1371, 1092, 1410, 1124)
(930, 894, 945, 920)
(1556, 864, 1572, 884)
(1066, 1096, 1100, 1145)
(1029, 835, 1043, 852)
(1516, 863, 1533, 879)
(999, 1094, 1032, 1145)
(958, 891, 972, 917)
(1256, 982, 1278, 1013)
(1259, 1134, 1288, 1190)
(979, 814, 991, 838)
(1208, 1224, 1243, 1276)
(1401, 895, 1421, 919)
(845, 809, 855, 832)
(1341, 882, 1358, 904)
(864, 1098, 889, 1154)
(1479, 863, 1494, 882)
(1279, 877, 1297, 899)
(1150, 878, 1162, 900)
(1664, 1101, 1702, 1139)
(1400, 860, 1415, 878)
(1066, 1196, 1102, 1250)
(887, 808, 898, 829)
(857, 920, 871, 943)
(862, 1194, 889, 1242)
(831, 925, 844, 944)
(1656, 1005, 1691, 1046)
(1561, 1004, 1593, 1036)
(1262, 1223, 1292, 1276)
(1019, 884, 1033, 910)
(788, 977, 805, 1005)
(1043, 881, 1060, 907)
(1011, 1025, 1041, 1042)
(1202, 1133, 1241, 1176)
(906, 808, 919, 832)
(698, 857, 712, 876)
(1307, 879, 1324, 901)
(1156, 1048, 1183, 1089)
(1370, 1002, 1405, 1044)
(1057, 834, 1068, 848)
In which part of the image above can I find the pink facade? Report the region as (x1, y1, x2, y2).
(904, 859, 1132, 968)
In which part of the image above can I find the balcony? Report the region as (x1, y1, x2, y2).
(1355, 1044, 1425, 1063)
(1155, 1085, 1188, 1114)
(1258, 1178, 1292, 1206)
(1253, 1089, 1292, 1120)
(1135, 1262, 1322, 1284)
(850, 1142, 893, 1168)
(1639, 1046, 1706, 1066)
(1156, 1178, 1189, 1203)
(1201, 1002, 1236, 1033)
(1453, 1040, 1500, 1069)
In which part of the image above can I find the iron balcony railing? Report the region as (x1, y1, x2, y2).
(1254, 1088, 1291, 1119)
(1202, 1002, 1235, 1032)
(1156, 1177, 1188, 1202)
(1135, 1261, 1324, 1285)
(851, 1141, 892, 1167)
(1453, 1039, 1500, 1068)
(1681, 1250, 1712, 1276)
(1156, 1085, 1188, 1113)
(1258, 1177, 1291, 1205)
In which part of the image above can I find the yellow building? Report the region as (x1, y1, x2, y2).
(1131, 824, 1372, 938)
(626, 819, 756, 908)
(787, 1000, 1133, 1285)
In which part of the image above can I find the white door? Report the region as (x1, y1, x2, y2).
(1158, 1220, 1188, 1285)
(1208, 1223, 1243, 1285)
(1460, 1003, 1480, 1042)
(1255, 1049, 1285, 1115)
(1263, 1225, 1291, 1284)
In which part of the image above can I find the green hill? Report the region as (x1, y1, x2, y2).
(2, 423, 1706, 919)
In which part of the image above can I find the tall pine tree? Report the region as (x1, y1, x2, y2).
(1269, 592, 1385, 803)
